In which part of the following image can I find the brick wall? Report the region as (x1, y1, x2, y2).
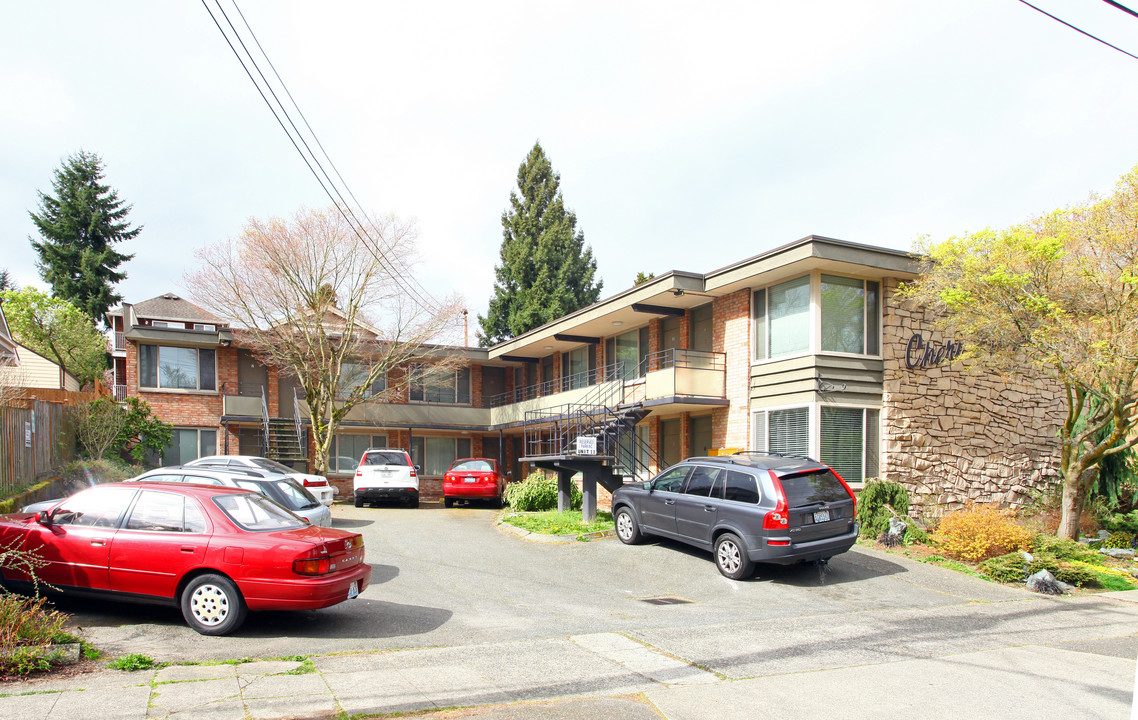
(712, 288, 751, 450)
(880, 279, 1064, 513)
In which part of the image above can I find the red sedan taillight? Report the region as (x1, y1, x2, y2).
(292, 537, 363, 576)
(302, 478, 328, 488)
(293, 553, 334, 576)
(762, 470, 789, 531)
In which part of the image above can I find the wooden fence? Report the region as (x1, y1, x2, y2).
(0, 400, 77, 495)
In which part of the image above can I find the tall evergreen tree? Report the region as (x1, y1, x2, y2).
(479, 142, 602, 346)
(29, 150, 139, 325)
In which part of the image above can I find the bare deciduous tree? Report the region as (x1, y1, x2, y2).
(74, 398, 128, 460)
(187, 207, 465, 476)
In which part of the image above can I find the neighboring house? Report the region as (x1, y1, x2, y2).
(110, 236, 1064, 513)
(0, 300, 17, 367)
(0, 344, 80, 391)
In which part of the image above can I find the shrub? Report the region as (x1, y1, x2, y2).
(1052, 564, 1098, 588)
(1101, 510, 1138, 534)
(1103, 531, 1136, 549)
(1031, 534, 1106, 565)
(933, 505, 1033, 562)
(0, 594, 74, 675)
(856, 479, 910, 539)
(978, 552, 1028, 583)
(503, 472, 582, 512)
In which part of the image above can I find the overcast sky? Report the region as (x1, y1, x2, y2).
(2, 1, 1137, 328)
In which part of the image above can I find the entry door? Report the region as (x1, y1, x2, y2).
(278, 374, 300, 418)
(237, 349, 269, 397)
(482, 367, 505, 405)
(660, 418, 683, 467)
(689, 415, 713, 457)
(690, 303, 713, 353)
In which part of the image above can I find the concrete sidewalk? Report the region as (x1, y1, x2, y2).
(2, 633, 1135, 720)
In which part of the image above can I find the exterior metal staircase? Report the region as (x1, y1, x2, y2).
(521, 361, 660, 494)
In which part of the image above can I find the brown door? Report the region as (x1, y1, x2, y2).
(481, 367, 505, 406)
(690, 303, 713, 353)
(688, 415, 713, 458)
(237, 349, 268, 398)
(661, 418, 682, 468)
(278, 374, 300, 418)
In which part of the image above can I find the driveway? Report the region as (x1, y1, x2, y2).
(16, 503, 1138, 718)
(58, 503, 1129, 660)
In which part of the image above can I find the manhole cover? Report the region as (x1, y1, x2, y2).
(638, 596, 694, 606)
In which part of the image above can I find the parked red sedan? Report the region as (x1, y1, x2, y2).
(0, 482, 370, 636)
(443, 458, 506, 508)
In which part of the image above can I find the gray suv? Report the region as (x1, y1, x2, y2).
(611, 453, 858, 579)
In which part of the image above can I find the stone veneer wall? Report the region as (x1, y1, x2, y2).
(880, 279, 1065, 514)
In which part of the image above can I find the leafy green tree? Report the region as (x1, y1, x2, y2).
(0, 287, 108, 385)
(29, 151, 138, 325)
(902, 164, 1138, 540)
(115, 398, 172, 464)
(634, 272, 655, 286)
(478, 142, 601, 346)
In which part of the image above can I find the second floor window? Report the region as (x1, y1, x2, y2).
(752, 274, 880, 361)
(821, 275, 879, 355)
(337, 362, 386, 399)
(139, 345, 216, 391)
(409, 365, 471, 404)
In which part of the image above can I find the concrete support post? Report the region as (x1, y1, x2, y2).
(581, 472, 597, 523)
(557, 469, 573, 512)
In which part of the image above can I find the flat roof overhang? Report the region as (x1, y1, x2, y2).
(487, 236, 921, 360)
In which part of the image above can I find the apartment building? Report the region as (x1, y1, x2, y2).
(109, 235, 1065, 512)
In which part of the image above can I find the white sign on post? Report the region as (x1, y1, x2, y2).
(576, 436, 597, 455)
(25, 421, 32, 448)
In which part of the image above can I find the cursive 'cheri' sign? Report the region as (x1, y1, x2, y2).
(905, 333, 963, 370)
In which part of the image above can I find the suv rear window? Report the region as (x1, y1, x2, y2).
(779, 470, 849, 507)
(362, 451, 410, 466)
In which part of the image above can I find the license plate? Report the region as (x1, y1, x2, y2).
(813, 509, 831, 523)
(347, 581, 359, 599)
(464, 477, 477, 483)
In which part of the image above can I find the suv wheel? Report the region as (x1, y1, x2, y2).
(714, 533, 754, 580)
(615, 507, 643, 545)
(354, 496, 363, 508)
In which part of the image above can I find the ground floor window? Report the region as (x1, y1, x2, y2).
(410, 436, 472, 476)
(331, 433, 387, 474)
(161, 428, 217, 465)
(751, 405, 879, 482)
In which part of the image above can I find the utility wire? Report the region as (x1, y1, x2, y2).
(1017, 0, 1138, 61)
(200, 0, 446, 315)
(221, 0, 441, 315)
(1101, 0, 1138, 21)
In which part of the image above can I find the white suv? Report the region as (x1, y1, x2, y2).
(354, 448, 420, 508)
(186, 455, 337, 507)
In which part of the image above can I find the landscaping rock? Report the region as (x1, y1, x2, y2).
(888, 517, 908, 537)
(1020, 551, 1034, 564)
(1026, 569, 1064, 595)
(1100, 548, 1136, 559)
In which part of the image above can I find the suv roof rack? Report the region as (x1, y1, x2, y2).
(174, 464, 283, 479)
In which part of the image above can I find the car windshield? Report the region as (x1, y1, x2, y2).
(272, 478, 320, 510)
(363, 451, 409, 466)
(213, 493, 305, 531)
(451, 460, 493, 472)
(779, 470, 850, 507)
(251, 458, 295, 473)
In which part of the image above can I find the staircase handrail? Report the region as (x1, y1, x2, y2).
(259, 386, 270, 457)
(292, 388, 304, 452)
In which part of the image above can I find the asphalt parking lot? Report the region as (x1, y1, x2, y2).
(15, 503, 1138, 719)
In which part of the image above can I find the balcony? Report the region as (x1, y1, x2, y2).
(640, 348, 726, 402)
(221, 382, 268, 417)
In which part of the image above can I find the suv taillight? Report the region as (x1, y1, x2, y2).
(762, 470, 789, 530)
(302, 478, 326, 487)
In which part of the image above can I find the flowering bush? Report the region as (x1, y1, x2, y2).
(933, 505, 1033, 562)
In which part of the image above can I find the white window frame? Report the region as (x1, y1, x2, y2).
(751, 272, 882, 365)
(750, 402, 881, 482)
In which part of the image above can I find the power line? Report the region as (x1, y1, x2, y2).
(1017, 0, 1138, 61)
(1101, 0, 1138, 21)
(199, 0, 447, 316)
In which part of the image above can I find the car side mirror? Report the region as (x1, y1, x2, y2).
(413, 464, 422, 472)
(34, 510, 52, 526)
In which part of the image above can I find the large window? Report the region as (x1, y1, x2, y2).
(753, 274, 880, 361)
(161, 428, 217, 465)
(409, 365, 471, 404)
(751, 405, 880, 483)
(140, 345, 216, 391)
(821, 275, 880, 355)
(410, 436, 472, 476)
(331, 433, 387, 474)
(820, 406, 879, 483)
(605, 327, 650, 380)
(562, 346, 595, 390)
(337, 362, 386, 399)
(767, 276, 810, 358)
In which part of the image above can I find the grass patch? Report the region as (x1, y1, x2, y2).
(108, 653, 157, 671)
(279, 659, 316, 675)
(501, 510, 614, 539)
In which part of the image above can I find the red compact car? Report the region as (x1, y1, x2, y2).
(0, 482, 371, 636)
(443, 458, 506, 508)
